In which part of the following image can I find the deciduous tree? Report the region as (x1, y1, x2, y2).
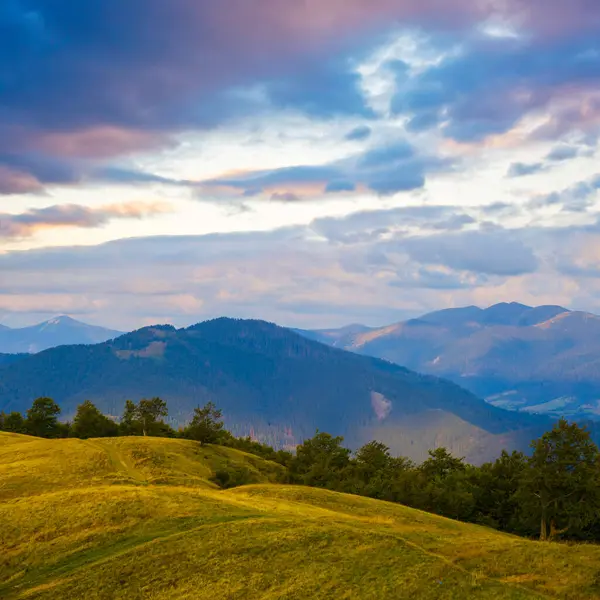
(518, 419, 600, 541)
(72, 400, 118, 439)
(185, 402, 224, 446)
(25, 397, 61, 438)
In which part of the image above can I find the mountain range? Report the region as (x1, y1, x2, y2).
(300, 302, 600, 420)
(0, 317, 553, 464)
(0, 316, 121, 354)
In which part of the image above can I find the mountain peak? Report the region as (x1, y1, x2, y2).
(43, 315, 79, 326)
(0, 316, 123, 354)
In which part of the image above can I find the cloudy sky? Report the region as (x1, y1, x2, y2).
(2, 0, 600, 330)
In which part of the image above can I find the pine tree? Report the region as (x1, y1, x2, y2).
(185, 402, 224, 446)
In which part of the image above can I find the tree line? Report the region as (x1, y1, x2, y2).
(2, 397, 600, 543)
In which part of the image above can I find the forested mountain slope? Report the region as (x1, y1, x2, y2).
(0, 318, 551, 463)
(303, 303, 600, 419)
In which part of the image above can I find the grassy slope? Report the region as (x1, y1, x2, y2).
(1, 433, 600, 599)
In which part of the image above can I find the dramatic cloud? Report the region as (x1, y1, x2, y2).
(3, 0, 599, 191)
(4, 1, 600, 327)
(391, 32, 600, 142)
(201, 140, 450, 199)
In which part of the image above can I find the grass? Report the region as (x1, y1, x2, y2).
(1, 432, 600, 599)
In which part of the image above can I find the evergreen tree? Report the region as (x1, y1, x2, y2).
(518, 419, 600, 541)
(25, 397, 61, 438)
(185, 402, 224, 445)
(72, 401, 118, 439)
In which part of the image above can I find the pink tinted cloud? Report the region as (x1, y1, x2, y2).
(206, 1, 598, 54)
(0, 201, 171, 239)
(35, 127, 174, 159)
(507, 0, 600, 37)
(0, 166, 45, 195)
(1, 0, 596, 193)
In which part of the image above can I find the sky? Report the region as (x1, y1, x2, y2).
(2, 0, 600, 330)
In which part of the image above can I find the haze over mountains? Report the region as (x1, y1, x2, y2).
(0, 318, 552, 464)
(301, 302, 600, 420)
(0, 316, 121, 354)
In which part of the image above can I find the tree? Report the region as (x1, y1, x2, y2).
(185, 402, 224, 445)
(351, 441, 415, 501)
(518, 419, 600, 541)
(72, 401, 118, 439)
(136, 397, 168, 436)
(355, 441, 393, 475)
(120, 400, 139, 436)
(420, 447, 466, 479)
(118, 398, 169, 436)
(0, 411, 26, 434)
(472, 451, 527, 531)
(290, 431, 351, 487)
(417, 448, 474, 521)
(25, 397, 61, 438)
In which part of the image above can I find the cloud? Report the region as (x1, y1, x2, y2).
(325, 181, 356, 193)
(201, 140, 450, 200)
(391, 31, 600, 142)
(390, 266, 487, 290)
(345, 125, 372, 141)
(270, 192, 301, 202)
(529, 174, 600, 212)
(0, 202, 170, 239)
(507, 162, 546, 178)
(94, 167, 194, 186)
(9, 212, 600, 329)
(0, 165, 45, 195)
(3, 0, 598, 193)
(310, 205, 474, 244)
(401, 230, 539, 276)
(0, 0, 484, 192)
(545, 145, 580, 162)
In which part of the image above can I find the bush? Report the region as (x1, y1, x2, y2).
(211, 466, 256, 489)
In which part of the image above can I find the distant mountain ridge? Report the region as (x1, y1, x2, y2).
(0, 316, 122, 354)
(0, 317, 552, 464)
(302, 302, 600, 420)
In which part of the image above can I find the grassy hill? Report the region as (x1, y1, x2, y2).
(2, 433, 600, 599)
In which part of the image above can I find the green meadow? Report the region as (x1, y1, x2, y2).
(2, 431, 600, 599)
